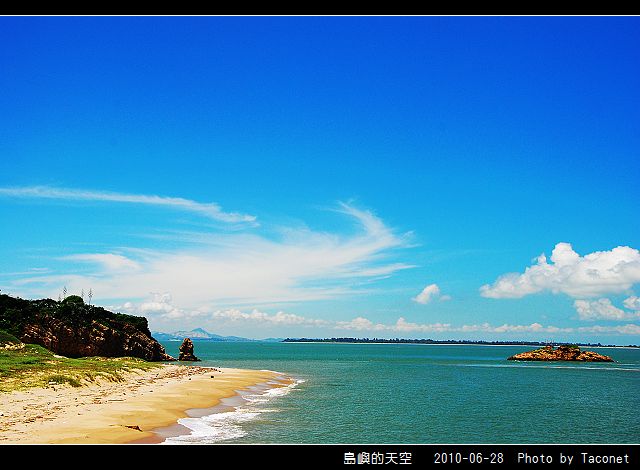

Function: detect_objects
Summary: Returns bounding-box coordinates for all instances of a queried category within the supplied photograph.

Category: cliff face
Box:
[0,293,175,361]
[508,345,613,362]
[21,317,174,361]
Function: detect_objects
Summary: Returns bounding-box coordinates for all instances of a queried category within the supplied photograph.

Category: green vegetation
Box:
[564,344,580,349]
[0,329,21,346]
[0,339,160,393]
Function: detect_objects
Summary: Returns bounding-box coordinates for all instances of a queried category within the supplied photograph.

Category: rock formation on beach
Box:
[20,316,175,361]
[508,345,613,362]
[178,337,200,361]
[0,293,175,361]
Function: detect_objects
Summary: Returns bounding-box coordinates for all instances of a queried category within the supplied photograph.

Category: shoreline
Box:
[133,379,290,444]
[282,342,638,349]
[0,364,290,444]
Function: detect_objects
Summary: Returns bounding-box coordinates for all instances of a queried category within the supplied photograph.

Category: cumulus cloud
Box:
[119,292,196,320]
[332,316,579,334]
[335,317,388,331]
[212,309,328,326]
[413,284,450,304]
[0,186,256,224]
[623,296,640,310]
[573,298,635,321]
[335,317,454,333]
[577,324,640,335]
[394,317,454,333]
[119,294,328,326]
[480,242,640,299]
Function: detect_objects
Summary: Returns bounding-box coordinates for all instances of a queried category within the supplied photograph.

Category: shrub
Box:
[0,329,21,346]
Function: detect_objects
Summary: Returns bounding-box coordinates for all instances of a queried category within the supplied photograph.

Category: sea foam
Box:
[164,379,304,444]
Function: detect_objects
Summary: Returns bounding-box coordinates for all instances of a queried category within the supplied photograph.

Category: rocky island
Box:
[508,345,613,362]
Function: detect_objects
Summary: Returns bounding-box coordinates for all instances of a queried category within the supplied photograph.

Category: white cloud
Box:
[212,309,328,326]
[63,253,140,271]
[119,292,196,320]
[394,317,453,333]
[119,294,328,326]
[481,242,640,299]
[413,284,441,304]
[0,186,256,224]
[332,316,578,334]
[334,317,454,333]
[577,324,640,335]
[14,203,413,307]
[623,296,640,310]
[493,323,543,333]
[573,298,636,321]
[114,294,640,337]
[335,317,388,331]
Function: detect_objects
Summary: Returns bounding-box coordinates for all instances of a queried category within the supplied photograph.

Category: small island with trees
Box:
[507,344,614,362]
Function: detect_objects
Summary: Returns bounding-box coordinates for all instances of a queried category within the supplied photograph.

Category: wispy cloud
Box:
[63,253,141,272]
[10,202,414,307]
[0,186,256,224]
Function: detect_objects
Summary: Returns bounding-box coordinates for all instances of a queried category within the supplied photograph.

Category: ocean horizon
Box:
[159,342,640,444]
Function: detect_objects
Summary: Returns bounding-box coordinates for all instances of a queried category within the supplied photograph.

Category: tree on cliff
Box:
[58,295,87,323]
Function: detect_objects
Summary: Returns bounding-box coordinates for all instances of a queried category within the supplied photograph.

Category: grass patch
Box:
[46,374,83,388]
[0,343,161,393]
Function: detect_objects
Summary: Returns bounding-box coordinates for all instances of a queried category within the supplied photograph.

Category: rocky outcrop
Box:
[1,293,175,361]
[178,337,200,361]
[508,345,613,362]
[21,316,175,361]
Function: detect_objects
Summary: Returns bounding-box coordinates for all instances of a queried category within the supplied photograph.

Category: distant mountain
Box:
[174,327,219,339]
[152,327,256,342]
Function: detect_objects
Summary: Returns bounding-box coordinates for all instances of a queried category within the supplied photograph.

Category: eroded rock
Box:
[178,337,200,361]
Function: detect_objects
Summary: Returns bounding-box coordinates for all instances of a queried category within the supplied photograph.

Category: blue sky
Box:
[1,17,638,343]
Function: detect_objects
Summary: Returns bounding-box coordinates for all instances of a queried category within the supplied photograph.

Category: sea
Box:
[159,342,640,444]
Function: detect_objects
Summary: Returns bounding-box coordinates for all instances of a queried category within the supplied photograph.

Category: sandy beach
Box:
[0,365,287,444]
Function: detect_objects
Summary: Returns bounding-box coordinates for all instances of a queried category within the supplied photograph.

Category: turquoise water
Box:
[161,342,640,444]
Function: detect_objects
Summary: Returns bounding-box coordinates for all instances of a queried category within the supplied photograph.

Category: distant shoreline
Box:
[281,338,639,348]
[283,341,638,349]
